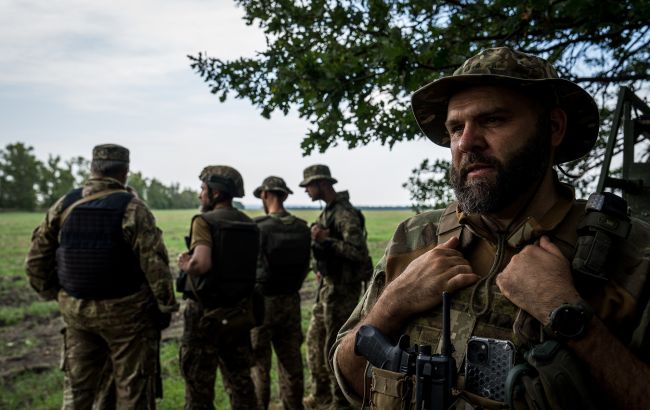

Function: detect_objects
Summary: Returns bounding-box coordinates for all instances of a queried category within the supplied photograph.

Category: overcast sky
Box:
[0,0,448,207]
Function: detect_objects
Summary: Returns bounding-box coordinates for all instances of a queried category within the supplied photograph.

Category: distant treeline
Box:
[0,142,199,211]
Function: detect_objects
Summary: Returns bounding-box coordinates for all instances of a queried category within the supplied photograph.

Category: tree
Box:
[190,0,650,208]
[0,143,42,210]
[38,155,76,208]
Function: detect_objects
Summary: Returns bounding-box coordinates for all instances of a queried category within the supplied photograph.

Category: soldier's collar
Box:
[457,182,575,248]
[83,177,126,196]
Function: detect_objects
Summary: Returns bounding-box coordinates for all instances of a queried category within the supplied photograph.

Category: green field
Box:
[0,209,412,409]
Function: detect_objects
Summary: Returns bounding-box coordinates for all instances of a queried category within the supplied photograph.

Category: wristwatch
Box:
[544,302,593,341]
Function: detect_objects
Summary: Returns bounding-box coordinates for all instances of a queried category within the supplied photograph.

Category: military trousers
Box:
[251,292,305,410]
[179,299,257,410]
[306,279,361,408]
[58,290,159,410]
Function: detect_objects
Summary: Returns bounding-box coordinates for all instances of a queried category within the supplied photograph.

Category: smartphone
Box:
[464,336,516,402]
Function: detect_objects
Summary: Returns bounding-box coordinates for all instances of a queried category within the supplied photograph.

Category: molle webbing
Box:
[256,216,310,295]
[56,191,145,299]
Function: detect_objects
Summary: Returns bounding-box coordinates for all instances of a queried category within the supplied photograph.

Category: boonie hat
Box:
[254,176,293,198]
[199,165,245,198]
[92,144,130,163]
[299,164,338,187]
[411,47,600,164]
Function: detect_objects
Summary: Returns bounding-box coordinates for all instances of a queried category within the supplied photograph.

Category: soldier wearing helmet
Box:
[300,164,371,410]
[250,176,311,410]
[177,165,259,410]
[26,144,178,409]
[332,47,650,409]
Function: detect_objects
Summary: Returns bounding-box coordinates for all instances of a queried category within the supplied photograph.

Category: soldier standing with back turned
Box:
[250,176,311,410]
[177,165,259,410]
[300,164,370,410]
[25,144,178,409]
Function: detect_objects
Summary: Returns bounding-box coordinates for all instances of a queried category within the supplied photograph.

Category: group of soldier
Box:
[26,143,369,409]
[26,46,650,410]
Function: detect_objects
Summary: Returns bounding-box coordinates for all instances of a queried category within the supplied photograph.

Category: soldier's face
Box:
[199,183,215,212]
[305,181,322,201]
[446,86,551,214]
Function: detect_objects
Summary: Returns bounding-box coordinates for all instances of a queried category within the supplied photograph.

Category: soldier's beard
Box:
[450,126,551,214]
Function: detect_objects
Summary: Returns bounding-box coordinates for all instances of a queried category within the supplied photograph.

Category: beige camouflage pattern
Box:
[306,191,368,408]
[251,293,305,410]
[180,299,257,410]
[411,46,600,164]
[92,144,130,163]
[253,175,294,198]
[299,164,338,187]
[199,165,245,197]
[25,177,178,409]
[331,183,650,409]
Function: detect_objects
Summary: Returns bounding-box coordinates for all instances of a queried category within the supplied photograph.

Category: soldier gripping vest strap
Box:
[250,176,311,410]
[25,143,178,410]
[301,164,371,410]
[331,47,650,410]
[177,165,258,410]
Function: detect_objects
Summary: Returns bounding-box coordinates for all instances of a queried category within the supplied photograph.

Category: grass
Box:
[0,208,413,409]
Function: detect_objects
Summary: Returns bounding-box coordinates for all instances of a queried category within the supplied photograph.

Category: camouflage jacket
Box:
[313,191,369,285]
[332,184,650,408]
[25,177,178,315]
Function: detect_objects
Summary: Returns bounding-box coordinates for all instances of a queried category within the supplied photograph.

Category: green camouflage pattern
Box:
[180,300,257,410]
[411,46,600,164]
[251,293,305,410]
[299,164,338,187]
[25,177,178,409]
[253,175,294,198]
[199,165,245,198]
[331,191,650,409]
[306,191,367,408]
[92,143,130,163]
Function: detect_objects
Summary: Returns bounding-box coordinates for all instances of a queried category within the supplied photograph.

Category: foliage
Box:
[190,0,650,209]
[402,158,454,212]
[0,142,199,210]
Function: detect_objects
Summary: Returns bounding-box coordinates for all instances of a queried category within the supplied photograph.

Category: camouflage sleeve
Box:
[24,198,66,300]
[124,199,179,313]
[322,207,368,263]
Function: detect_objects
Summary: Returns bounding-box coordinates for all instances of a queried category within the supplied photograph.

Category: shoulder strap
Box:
[59,189,128,227]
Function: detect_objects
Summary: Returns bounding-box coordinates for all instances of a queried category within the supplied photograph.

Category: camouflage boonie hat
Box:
[253,176,293,198]
[299,164,338,187]
[92,144,129,163]
[199,165,245,198]
[411,47,600,164]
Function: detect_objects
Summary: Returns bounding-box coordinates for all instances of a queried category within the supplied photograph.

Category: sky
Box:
[0,0,448,207]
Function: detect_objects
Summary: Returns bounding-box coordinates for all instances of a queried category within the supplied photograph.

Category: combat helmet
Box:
[199,165,245,198]
[299,164,338,187]
[253,176,293,198]
[411,47,600,164]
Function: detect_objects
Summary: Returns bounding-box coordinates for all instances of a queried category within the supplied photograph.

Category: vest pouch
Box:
[369,367,414,410]
[506,341,601,410]
[199,298,255,339]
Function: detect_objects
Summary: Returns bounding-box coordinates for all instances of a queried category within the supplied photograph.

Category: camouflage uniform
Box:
[301,165,370,409]
[250,177,310,410]
[25,144,178,410]
[179,165,258,410]
[331,48,649,409]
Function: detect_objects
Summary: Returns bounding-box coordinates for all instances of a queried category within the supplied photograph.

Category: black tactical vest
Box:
[56,189,145,299]
[255,213,310,296]
[187,208,259,308]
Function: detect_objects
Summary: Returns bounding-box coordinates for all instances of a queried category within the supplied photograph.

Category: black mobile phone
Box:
[464,336,516,402]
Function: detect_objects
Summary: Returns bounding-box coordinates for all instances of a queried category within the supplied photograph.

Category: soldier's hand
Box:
[378,237,478,320]
[177,252,190,271]
[497,236,581,325]
[315,271,322,281]
[311,225,330,242]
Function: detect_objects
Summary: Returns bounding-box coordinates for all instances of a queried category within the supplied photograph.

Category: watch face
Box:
[553,306,587,339]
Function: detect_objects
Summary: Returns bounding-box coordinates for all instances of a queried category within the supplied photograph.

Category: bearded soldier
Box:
[177,165,259,410]
[25,144,178,409]
[332,47,650,410]
[300,164,371,410]
[250,176,311,410]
